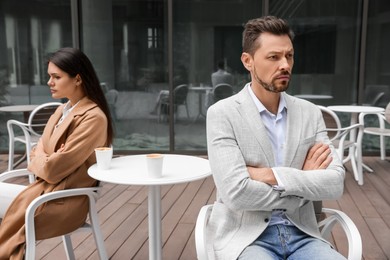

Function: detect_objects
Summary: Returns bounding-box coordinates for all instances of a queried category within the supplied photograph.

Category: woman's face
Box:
[47,62,79,100]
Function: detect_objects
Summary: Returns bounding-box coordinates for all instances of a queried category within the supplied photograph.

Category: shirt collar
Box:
[248,83,287,115]
[62,100,80,118]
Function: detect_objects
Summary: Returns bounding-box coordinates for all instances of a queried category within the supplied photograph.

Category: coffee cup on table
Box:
[95,147,113,170]
[146,153,164,178]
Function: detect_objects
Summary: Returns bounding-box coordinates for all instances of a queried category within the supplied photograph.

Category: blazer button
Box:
[264,218,269,223]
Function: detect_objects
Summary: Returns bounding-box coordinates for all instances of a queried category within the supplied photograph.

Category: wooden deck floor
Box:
[0,155,389,260]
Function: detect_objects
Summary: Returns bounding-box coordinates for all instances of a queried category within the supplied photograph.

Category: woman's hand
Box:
[56,144,65,153]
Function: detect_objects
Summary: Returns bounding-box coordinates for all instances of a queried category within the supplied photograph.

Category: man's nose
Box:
[279,58,291,71]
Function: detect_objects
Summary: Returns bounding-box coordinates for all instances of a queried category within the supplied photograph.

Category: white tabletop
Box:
[0,104,39,112]
[88,154,211,186]
[295,94,333,100]
[328,105,384,114]
[189,86,213,92]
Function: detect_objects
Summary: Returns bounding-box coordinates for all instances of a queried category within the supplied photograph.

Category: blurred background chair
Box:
[359,102,390,160]
[363,85,390,107]
[0,169,108,260]
[318,106,364,185]
[158,84,189,123]
[213,83,233,103]
[7,102,62,179]
[195,204,362,260]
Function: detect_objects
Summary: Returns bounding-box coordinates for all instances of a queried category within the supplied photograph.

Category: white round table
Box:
[295,94,333,100]
[0,104,39,113]
[328,105,384,115]
[88,154,211,260]
[0,104,39,121]
[188,86,213,122]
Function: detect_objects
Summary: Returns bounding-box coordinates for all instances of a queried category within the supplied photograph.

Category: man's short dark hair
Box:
[242,16,294,56]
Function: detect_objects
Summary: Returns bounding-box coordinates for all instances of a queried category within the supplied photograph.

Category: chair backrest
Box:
[173,84,188,105]
[213,83,233,103]
[364,84,390,107]
[195,203,362,260]
[28,102,62,136]
[317,105,342,141]
[385,102,390,123]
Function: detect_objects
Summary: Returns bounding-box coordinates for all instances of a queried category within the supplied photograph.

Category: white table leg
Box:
[148,185,162,260]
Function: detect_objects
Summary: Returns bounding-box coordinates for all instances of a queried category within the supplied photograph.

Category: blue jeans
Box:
[238,225,346,260]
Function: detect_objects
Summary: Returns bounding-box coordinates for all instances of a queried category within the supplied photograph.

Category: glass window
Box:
[80,0,169,152]
[270,0,362,107]
[172,0,262,151]
[365,0,390,108]
[363,0,390,153]
[0,0,72,151]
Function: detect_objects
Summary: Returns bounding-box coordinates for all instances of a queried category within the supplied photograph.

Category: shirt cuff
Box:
[271,168,285,191]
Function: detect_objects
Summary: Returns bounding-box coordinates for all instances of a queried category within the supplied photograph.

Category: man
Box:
[206,16,346,260]
[211,60,233,87]
[205,60,234,108]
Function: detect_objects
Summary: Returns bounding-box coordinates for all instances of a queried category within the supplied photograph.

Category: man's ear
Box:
[241,52,252,71]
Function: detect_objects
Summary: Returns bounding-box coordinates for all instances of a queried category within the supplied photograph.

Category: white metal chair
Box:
[7,102,62,177]
[359,102,390,160]
[195,204,362,260]
[318,106,364,185]
[0,169,108,260]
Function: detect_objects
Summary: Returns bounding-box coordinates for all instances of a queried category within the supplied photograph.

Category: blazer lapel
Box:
[283,93,302,167]
[49,98,97,151]
[235,86,275,166]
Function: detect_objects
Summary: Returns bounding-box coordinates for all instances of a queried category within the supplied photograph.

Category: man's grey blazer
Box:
[206,85,345,260]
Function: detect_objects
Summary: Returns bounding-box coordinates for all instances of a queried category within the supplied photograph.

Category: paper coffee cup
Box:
[146,153,164,178]
[95,147,113,170]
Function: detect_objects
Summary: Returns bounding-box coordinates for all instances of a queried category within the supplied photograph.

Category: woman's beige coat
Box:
[0,97,108,259]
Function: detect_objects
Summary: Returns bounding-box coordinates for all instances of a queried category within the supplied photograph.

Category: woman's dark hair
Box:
[242,16,295,56]
[48,47,113,145]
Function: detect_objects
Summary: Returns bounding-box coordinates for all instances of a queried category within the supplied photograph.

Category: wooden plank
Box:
[365,217,390,259]
[163,223,194,260]
[337,178,387,259]
[1,154,390,259]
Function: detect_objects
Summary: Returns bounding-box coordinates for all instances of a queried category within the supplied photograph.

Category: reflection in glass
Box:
[0,0,72,150]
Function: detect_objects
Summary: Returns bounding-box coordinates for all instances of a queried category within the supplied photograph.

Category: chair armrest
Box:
[319,208,362,260]
[0,168,34,182]
[24,186,101,258]
[195,204,213,260]
[359,111,386,128]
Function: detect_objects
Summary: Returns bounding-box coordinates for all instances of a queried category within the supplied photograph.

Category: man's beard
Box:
[253,67,290,93]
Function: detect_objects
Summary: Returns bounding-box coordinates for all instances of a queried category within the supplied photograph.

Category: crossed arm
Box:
[247,143,332,185]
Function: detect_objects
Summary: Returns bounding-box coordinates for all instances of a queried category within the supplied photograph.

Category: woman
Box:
[0,47,113,259]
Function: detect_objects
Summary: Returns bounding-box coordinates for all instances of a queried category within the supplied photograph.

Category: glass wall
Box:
[0,0,72,150]
[362,0,390,152]
[270,0,362,107]
[0,0,389,155]
[171,0,261,151]
[80,0,170,152]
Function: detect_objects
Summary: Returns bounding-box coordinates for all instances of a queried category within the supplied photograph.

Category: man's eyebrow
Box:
[267,49,294,55]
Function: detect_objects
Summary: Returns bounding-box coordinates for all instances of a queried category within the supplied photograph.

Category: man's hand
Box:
[302,143,332,170]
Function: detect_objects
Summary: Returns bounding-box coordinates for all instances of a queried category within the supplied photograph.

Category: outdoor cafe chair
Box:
[7,102,62,181]
[195,203,362,260]
[359,102,390,160]
[0,168,108,260]
[318,105,364,185]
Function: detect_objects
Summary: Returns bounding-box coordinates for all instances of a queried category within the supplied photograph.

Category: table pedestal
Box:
[148,186,162,260]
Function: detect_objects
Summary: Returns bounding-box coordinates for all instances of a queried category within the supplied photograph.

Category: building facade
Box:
[0,0,389,155]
